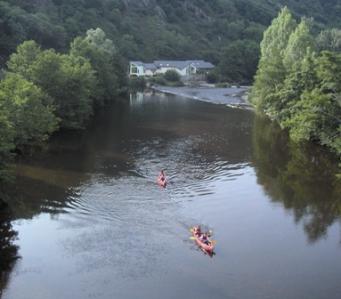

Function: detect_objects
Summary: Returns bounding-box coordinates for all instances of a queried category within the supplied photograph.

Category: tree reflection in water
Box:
[0,201,19,296]
[253,115,341,243]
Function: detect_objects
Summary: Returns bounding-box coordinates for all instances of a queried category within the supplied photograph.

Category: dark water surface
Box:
[1,92,341,299]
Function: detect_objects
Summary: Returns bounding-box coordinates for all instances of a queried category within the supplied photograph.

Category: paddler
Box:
[193,225,202,237]
[158,170,166,182]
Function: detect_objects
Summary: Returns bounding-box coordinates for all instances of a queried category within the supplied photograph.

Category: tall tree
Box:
[7,42,96,129]
[317,28,341,52]
[0,73,58,148]
[252,7,297,111]
[70,28,125,105]
[283,19,315,72]
[7,40,41,78]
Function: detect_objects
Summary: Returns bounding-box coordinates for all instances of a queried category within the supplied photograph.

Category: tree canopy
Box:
[0,0,340,82]
[0,28,126,182]
[252,7,341,156]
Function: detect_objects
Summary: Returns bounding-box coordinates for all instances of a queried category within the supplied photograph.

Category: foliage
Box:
[150,75,167,86]
[129,77,146,91]
[8,41,96,129]
[6,40,42,78]
[251,7,297,111]
[0,108,14,179]
[164,70,181,82]
[149,73,184,87]
[70,28,127,105]
[317,28,341,52]
[252,8,341,156]
[206,71,219,84]
[0,0,340,82]
[218,39,259,84]
[0,73,58,147]
[0,71,58,181]
[283,19,315,72]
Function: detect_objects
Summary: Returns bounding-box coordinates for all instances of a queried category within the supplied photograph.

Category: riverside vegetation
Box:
[0,28,127,187]
[251,7,341,158]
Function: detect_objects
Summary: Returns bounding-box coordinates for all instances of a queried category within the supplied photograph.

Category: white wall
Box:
[144,69,154,76]
[155,67,188,76]
[130,64,144,77]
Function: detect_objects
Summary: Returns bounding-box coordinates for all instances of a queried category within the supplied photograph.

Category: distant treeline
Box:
[0,0,340,83]
[0,28,127,183]
[251,8,341,157]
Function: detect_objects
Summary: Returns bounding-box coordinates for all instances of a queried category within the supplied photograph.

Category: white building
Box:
[129,60,214,77]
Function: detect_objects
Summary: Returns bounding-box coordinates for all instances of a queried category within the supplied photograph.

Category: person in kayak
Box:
[199,233,211,245]
[158,170,166,182]
[193,226,202,237]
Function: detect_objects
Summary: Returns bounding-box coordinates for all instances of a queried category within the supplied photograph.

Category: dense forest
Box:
[1,0,341,82]
[251,7,341,157]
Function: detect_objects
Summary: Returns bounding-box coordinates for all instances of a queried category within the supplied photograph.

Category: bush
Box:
[164,70,181,82]
[129,77,146,90]
[215,82,231,88]
[150,75,167,86]
[206,71,219,83]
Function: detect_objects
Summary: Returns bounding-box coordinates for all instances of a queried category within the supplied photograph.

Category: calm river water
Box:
[1,91,341,299]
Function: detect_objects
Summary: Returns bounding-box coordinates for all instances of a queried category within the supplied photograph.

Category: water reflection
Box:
[8,92,254,218]
[0,203,19,297]
[252,115,341,243]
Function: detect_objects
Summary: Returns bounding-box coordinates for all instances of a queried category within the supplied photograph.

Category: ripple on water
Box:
[63,176,175,226]
[56,176,187,280]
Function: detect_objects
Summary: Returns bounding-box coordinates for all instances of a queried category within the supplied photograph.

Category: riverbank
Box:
[151,85,251,108]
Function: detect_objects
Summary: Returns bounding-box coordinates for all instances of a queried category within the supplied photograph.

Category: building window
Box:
[131,65,138,74]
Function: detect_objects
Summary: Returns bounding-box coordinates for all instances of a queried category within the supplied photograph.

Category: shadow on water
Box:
[252,115,341,243]
[0,203,19,298]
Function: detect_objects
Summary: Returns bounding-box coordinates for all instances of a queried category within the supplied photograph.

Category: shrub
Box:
[164,69,181,82]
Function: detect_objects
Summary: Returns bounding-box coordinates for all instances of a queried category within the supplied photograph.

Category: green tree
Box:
[164,69,181,82]
[31,51,96,129]
[218,39,259,83]
[277,50,318,122]
[252,8,341,157]
[283,19,315,72]
[70,28,125,105]
[0,73,58,148]
[0,112,14,179]
[252,7,297,111]
[313,51,341,152]
[317,28,341,52]
[7,42,96,129]
[7,40,41,78]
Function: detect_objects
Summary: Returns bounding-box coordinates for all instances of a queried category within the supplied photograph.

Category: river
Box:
[1,90,341,299]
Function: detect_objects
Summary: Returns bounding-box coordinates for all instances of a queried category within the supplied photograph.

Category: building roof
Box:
[130,60,215,70]
[143,63,157,70]
[154,60,190,69]
[187,60,215,69]
[130,61,144,66]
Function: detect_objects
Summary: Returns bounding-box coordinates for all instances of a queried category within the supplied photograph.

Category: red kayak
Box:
[191,228,215,253]
[157,177,167,187]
